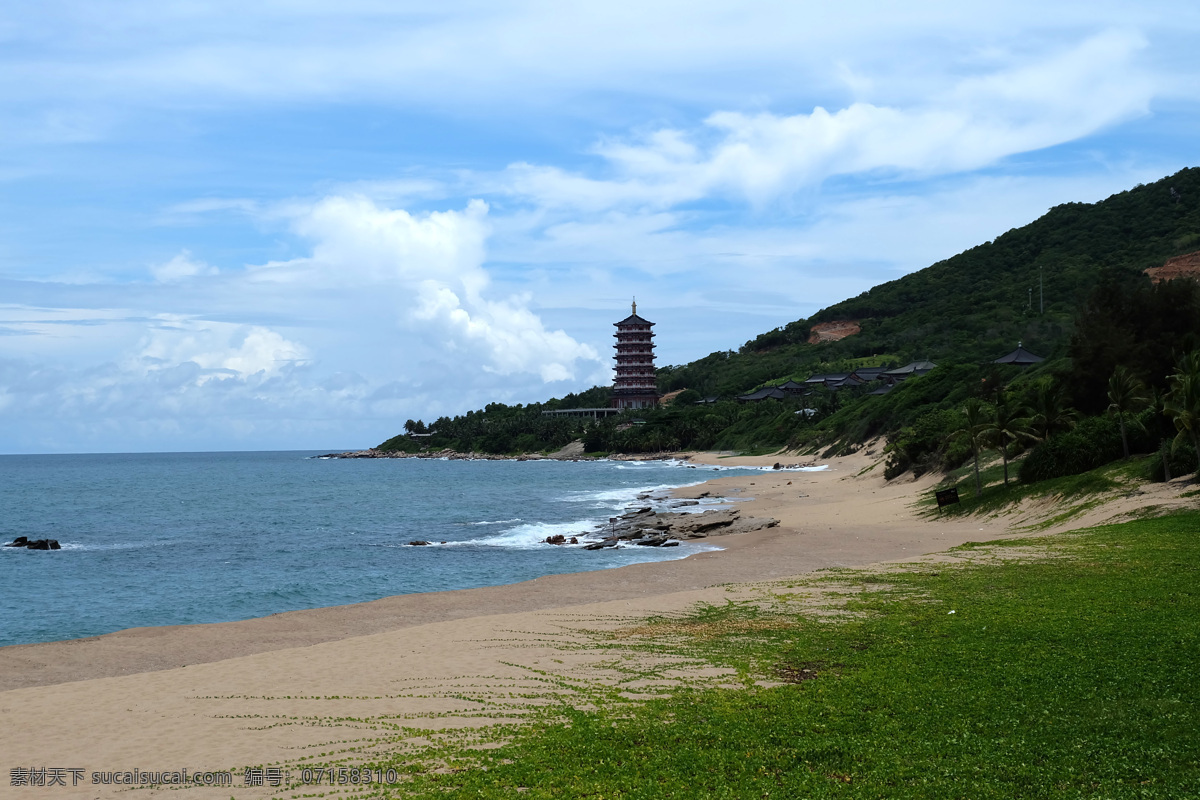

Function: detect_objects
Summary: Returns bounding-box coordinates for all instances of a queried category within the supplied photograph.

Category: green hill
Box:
[662,166,1200,396]
[381,167,1200,459]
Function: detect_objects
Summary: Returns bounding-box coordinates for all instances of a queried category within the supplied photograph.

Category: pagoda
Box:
[611,300,660,409]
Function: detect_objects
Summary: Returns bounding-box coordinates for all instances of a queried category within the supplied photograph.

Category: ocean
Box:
[0,451,802,648]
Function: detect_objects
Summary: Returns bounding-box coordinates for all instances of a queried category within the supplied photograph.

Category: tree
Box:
[1106,366,1150,459]
[949,398,995,497]
[1027,378,1077,441]
[986,394,1034,486]
[1163,351,1200,460]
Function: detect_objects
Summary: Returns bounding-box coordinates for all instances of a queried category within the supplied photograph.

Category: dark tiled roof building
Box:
[993,344,1045,366]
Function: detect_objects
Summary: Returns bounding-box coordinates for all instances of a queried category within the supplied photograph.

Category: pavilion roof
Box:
[993,345,1045,365]
[737,387,790,401]
[882,360,937,377]
[804,372,851,384]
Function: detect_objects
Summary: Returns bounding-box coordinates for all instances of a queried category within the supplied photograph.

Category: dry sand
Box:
[1,448,1190,798]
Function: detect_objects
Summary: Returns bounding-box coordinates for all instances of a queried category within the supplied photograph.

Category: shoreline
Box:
[8,448,1184,798]
[0,451,815,658]
[0,449,992,692]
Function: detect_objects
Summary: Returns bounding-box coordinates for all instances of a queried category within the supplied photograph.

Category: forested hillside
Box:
[661,166,1200,395]
[380,167,1200,468]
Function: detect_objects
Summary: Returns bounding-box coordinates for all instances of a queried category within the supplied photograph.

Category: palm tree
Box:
[1150,388,1172,481]
[986,394,1034,486]
[1028,378,1077,441]
[1164,351,1200,460]
[949,398,995,497]
[1106,366,1150,459]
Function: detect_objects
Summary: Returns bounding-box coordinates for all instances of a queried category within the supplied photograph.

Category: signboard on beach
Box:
[935,487,960,509]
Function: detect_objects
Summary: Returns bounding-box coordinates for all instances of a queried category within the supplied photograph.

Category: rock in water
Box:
[13,538,60,550]
[583,538,619,551]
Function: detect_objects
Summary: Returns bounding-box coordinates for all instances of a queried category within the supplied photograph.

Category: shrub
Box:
[1019,415,1124,483]
[1147,440,1198,482]
[883,408,966,480]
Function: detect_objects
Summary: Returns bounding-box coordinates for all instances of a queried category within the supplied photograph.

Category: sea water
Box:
[0,451,811,647]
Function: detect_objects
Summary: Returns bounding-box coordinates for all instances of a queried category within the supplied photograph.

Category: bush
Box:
[1147,440,1198,482]
[1019,415,1124,483]
[883,408,966,480]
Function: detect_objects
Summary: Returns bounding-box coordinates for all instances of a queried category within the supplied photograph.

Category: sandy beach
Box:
[1,448,1187,799]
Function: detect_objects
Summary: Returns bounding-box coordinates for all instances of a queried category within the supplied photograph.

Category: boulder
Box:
[655,509,780,539]
[583,538,619,551]
[5,537,29,547]
[17,539,60,550]
[582,501,780,553]
[408,540,431,546]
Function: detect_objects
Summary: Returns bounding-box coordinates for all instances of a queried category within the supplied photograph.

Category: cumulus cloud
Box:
[134,316,310,380]
[0,192,607,451]
[279,195,600,382]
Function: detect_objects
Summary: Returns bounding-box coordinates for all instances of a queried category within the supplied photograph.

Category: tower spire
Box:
[632,297,637,315]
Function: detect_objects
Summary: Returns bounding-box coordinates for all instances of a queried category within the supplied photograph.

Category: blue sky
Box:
[2,1,1198,453]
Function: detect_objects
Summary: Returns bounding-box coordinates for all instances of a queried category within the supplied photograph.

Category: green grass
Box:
[369,512,1200,798]
[924,455,1151,521]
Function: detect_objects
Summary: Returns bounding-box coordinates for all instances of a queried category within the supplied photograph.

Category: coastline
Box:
[0,449,917,691]
[5,448,1180,798]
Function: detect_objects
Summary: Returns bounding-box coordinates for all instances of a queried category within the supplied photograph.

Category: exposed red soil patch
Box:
[658,389,686,405]
[1145,250,1200,284]
[808,320,861,344]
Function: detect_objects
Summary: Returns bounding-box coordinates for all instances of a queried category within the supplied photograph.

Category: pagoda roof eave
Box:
[614,314,655,326]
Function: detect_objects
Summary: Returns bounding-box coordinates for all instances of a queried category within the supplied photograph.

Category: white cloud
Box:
[293,195,491,287]
[277,194,601,382]
[134,317,310,379]
[150,250,219,282]
[501,31,1154,210]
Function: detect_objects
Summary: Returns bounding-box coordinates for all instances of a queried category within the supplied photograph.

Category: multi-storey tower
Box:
[611,300,659,409]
